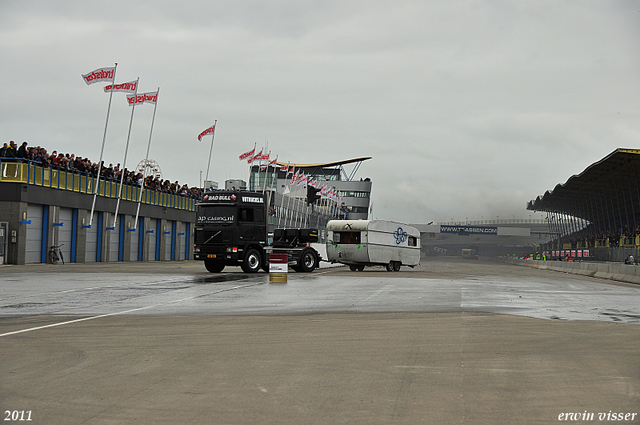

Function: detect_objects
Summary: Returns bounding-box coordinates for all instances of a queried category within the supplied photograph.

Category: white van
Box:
[326,220,421,271]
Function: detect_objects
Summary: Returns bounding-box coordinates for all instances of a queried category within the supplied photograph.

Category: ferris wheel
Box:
[136,159,162,180]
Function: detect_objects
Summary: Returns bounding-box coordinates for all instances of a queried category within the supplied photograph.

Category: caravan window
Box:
[334,231,361,244]
[408,236,417,247]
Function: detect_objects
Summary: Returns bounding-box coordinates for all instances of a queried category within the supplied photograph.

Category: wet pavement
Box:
[1,258,639,425]
[1,259,639,325]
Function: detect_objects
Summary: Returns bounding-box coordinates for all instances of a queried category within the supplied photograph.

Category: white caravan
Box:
[326,220,421,271]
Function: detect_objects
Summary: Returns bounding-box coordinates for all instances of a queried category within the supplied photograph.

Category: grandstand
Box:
[0,159,195,265]
[527,149,640,262]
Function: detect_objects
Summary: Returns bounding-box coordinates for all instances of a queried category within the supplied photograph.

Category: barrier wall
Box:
[514,259,640,285]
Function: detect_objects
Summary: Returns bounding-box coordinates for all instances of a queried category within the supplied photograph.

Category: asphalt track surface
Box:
[1,258,639,425]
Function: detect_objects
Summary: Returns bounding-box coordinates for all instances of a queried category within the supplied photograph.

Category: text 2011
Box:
[4,411,32,421]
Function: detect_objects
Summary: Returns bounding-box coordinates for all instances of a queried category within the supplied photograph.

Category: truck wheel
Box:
[299,248,318,272]
[349,265,358,272]
[386,262,394,272]
[205,259,225,273]
[393,261,401,272]
[357,265,365,271]
[242,249,262,273]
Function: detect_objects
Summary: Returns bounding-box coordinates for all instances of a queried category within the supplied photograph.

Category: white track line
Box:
[0,283,259,337]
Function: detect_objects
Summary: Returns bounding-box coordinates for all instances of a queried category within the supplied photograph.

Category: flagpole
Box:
[204,120,217,185]
[297,173,304,227]
[271,156,278,192]
[307,178,313,227]
[259,149,266,193]
[112,77,140,228]
[296,174,304,227]
[247,143,259,191]
[263,141,268,193]
[283,164,290,228]
[246,142,256,190]
[270,156,278,225]
[262,150,271,194]
[292,173,299,227]
[89,62,117,226]
[134,86,160,230]
[287,172,293,227]
[259,140,267,194]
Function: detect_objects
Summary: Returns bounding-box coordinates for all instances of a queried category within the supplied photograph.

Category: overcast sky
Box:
[1,1,639,224]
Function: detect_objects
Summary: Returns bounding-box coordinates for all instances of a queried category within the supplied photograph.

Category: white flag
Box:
[104,80,138,93]
[127,91,159,106]
[82,67,115,85]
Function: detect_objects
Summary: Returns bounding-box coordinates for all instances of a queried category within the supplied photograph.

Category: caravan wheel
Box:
[386,261,400,272]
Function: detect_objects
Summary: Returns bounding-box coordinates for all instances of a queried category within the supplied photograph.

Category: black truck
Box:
[193,190,321,273]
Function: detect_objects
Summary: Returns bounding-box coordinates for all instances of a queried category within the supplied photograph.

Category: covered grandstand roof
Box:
[271,156,372,182]
[527,148,640,222]
[275,157,372,168]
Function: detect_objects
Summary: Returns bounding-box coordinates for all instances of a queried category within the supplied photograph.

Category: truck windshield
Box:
[197,206,236,224]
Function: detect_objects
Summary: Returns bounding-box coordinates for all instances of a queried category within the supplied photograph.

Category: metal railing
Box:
[0,160,196,212]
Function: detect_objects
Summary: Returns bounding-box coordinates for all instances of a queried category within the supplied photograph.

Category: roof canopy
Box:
[273,156,372,182]
[276,157,372,168]
[528,149,640,228]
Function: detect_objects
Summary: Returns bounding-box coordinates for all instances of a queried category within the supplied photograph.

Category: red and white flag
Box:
[297,174,308,186]
[239,147,255,161]
[288,166,295,176]
[104,80,138,93]
[197,125,215,141]
[259,151,271,170]
[290,170,298,184]
[268,157,277,167]
[280,163,289,173]
[82,66,115,85]
[127,91,158,106]
[248,149,262,164]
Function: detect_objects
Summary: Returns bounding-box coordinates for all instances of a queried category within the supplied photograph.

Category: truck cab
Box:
[194,190,267,273]
[194,190,321,273]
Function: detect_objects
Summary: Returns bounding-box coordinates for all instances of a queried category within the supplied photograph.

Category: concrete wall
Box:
[514,259,640,285]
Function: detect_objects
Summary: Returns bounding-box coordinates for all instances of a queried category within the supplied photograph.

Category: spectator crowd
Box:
[1,140,202,199]
[552,223,640,249]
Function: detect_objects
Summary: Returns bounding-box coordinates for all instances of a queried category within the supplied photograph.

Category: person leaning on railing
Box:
[0,141,17,160]
[17,141,28,159]
[3,140,204,200]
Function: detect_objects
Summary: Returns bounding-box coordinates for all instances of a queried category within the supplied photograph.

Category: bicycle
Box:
[49,244,64,265]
